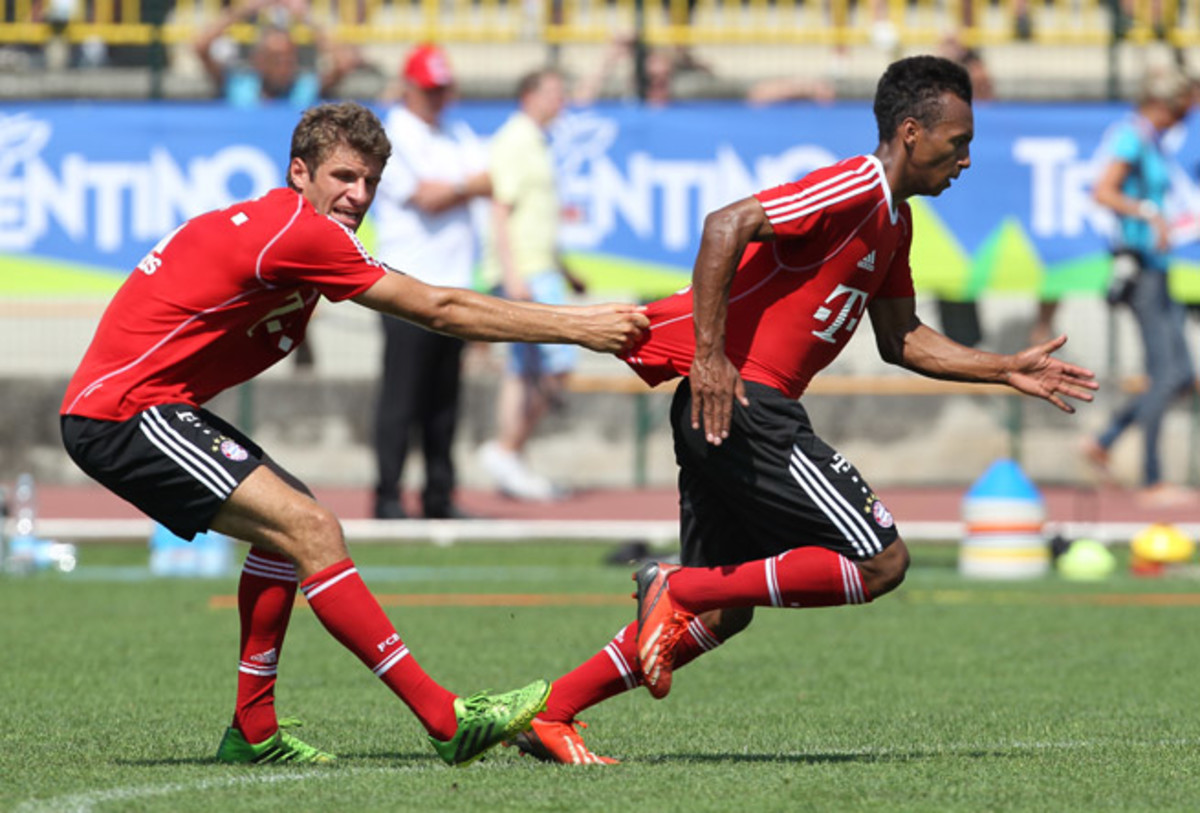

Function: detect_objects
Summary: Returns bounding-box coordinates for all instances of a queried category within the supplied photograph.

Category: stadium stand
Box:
[1,0,1199,99]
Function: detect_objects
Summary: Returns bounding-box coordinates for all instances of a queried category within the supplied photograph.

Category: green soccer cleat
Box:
[215,719,336,765]
[429,680,552,766]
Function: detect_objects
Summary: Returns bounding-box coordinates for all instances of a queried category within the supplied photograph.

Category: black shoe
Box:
[374,498,407,520]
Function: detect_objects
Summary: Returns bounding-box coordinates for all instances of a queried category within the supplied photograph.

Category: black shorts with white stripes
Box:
[671,378,900,566]
[61,405,264,540]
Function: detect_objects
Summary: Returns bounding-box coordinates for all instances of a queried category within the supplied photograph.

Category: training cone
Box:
[959,458,1048,579]
[1129,523,1195,577]
[1057,538,1116,581]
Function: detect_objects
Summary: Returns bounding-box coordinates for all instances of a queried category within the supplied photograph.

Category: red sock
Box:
[542,622,640,722]
[300,559,457,740]
[542,616,725,722]
[233,549,297,744]
[669,547,871,611]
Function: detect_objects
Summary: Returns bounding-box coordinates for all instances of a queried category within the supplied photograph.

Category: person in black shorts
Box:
[59,101,648,768]
[504,56,1098,765]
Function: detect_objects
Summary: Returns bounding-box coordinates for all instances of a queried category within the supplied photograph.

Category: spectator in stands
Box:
[370,44,491,520]
[478,69,586,502]
[573,33,718,108]
[1082,64,1196,506]
[745,74,837,107]
[938,33,994,102]
[194,0,361,109]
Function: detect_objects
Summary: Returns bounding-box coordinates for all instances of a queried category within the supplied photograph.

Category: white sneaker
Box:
[479,442,563,502]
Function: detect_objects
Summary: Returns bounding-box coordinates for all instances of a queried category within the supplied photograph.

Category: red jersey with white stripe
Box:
[621,155,914,398]
[62,188,388,421]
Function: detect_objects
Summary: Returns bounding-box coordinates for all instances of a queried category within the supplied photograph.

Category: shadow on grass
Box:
[646,748,1021,765]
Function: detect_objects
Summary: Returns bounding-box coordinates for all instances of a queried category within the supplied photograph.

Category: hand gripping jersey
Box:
[62,188,388,421]
[621,155,915,399]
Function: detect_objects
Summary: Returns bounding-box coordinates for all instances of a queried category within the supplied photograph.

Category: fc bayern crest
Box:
[220,438,249,462]
[872,499,894,529]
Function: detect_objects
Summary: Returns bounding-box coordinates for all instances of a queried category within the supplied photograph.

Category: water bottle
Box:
[6,474,37,574]
[3,474,76,575]
[13,473,35,538]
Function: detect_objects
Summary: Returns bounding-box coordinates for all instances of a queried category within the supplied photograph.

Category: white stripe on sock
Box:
[372,645,409,677]
[301,566,358,600]
[604,641,638,690]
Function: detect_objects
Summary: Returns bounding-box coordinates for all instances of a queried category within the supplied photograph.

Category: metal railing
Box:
[3,0,1198,48]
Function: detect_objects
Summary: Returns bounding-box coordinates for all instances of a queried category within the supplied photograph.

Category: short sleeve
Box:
[489,120,526,206]
[1106,125,1142,165]
[264,212,387,301]
[755,158,884,242]
[875,204,915,299]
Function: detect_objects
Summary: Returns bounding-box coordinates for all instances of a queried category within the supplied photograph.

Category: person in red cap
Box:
[370,44,493,520]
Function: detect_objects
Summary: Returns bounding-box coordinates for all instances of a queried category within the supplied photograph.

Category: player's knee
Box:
[284,504,347,569]
[703,606,754,640]
[858,538,910,599]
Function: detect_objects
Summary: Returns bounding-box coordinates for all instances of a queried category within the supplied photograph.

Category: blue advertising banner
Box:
[3,100,1199,299]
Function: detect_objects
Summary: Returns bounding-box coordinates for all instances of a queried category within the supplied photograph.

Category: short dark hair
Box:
[288,102,391,188]
[873,56,973,144]
[516,68,564,101]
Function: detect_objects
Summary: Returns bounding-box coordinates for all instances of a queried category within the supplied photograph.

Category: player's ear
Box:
[287,156,311,191]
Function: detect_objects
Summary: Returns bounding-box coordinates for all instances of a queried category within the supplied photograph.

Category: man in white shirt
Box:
[371,44,491,519]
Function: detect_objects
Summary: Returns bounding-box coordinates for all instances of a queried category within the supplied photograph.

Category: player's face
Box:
[909,92,973,197]
[290,142,383,232]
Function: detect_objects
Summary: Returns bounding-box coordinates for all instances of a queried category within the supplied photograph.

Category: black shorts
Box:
[672,378,900,567]
[61,405,264,540]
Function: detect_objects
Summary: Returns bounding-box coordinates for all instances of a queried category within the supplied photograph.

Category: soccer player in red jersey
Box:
[59,102,648,767]
[507,56,1098,764]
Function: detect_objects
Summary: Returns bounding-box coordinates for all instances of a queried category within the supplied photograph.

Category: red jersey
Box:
[62,188,388,420]
[621,155,915,398]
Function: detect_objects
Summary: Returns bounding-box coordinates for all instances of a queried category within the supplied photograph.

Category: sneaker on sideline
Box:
[479,441,563,502]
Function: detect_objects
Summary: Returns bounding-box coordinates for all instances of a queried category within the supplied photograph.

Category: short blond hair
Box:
[1140,65,1190,105]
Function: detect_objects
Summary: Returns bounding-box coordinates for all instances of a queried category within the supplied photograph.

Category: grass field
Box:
[3,539,1200,813]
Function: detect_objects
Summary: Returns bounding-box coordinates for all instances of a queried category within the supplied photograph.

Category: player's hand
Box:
[1003,334,1098,414]
[576,304,649,354]
[1151,214,1171,252]
[690,350,749,445]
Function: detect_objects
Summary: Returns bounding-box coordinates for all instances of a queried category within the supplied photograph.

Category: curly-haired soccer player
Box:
[508,56,1097,765]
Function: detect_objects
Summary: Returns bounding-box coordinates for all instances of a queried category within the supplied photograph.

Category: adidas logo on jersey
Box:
[857,250,876,272]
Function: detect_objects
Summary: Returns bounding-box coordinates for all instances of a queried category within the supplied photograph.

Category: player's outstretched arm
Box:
[868,297,1097,414]
[353,270,648,353]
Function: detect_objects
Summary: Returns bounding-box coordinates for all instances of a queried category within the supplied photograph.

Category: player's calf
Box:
[856,538,910,598]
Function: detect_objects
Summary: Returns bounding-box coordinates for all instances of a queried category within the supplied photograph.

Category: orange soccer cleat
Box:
[508,718,619,765]
[633,561,692,699]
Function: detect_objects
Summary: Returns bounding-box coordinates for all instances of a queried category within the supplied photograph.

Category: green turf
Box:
[2,540,1199,812]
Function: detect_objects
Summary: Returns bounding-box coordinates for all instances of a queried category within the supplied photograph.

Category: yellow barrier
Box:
[3,0,1197,48]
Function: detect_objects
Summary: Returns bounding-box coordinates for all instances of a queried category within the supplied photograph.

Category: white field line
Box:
[16,738,1200,812]
[14,766,412,813]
